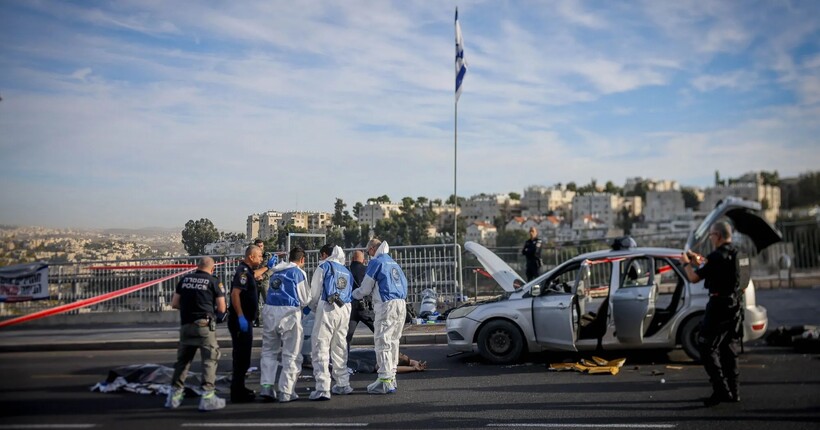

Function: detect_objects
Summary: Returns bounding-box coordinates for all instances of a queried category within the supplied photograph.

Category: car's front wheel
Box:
[680,315,703,362]
[477,320,524,364]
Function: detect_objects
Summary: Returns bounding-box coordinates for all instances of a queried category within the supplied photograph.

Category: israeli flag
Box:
[455,8,467,102]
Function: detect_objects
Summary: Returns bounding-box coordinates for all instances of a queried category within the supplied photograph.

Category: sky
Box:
[1,0,819,232]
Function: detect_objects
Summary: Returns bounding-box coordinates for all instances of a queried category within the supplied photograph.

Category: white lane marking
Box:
[182,424,368,428]
[487,425,675,429]
[0,426,96,429]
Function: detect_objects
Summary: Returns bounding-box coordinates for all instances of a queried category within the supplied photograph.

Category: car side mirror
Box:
[531,283,541,297]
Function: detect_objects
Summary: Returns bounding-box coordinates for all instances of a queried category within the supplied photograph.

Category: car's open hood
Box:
[464,241,525,293]
[686,197,783,252]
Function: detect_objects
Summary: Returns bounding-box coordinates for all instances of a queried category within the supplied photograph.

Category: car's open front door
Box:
[532,262,591,351]
[611,256,656,344]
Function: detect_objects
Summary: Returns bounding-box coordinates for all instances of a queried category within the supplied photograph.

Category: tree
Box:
[181,218,220,256]
[760,170,780,186]
[333,198,347,226]
[681,187,700,209]
[509,192,521,201]
[369,195,391,203]
[566,182,577,192]
[604,181,622,195]
[353,202,364,219]
[220,231,246,242]
[496,229,528,247]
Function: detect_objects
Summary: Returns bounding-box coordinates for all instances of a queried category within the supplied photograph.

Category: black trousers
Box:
[526,260,540,281]
[346,303,375,348]
[698,298,740,396]
[227,319,254,392]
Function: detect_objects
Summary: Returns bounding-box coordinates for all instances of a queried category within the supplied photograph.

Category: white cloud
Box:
[0,0,818,230]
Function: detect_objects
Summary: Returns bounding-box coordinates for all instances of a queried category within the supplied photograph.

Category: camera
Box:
[328,293,345,308]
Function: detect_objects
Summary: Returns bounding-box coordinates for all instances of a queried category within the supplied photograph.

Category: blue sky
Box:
[1,1,818,232]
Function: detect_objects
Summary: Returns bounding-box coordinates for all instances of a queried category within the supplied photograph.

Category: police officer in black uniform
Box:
[166,257,227,411]
[345,249,375,349]
[252,239,276,328]
[228,245,263,403]
[681,221,744,406]
[521,227,543,281]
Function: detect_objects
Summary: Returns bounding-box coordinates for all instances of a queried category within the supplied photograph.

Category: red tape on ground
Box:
[0,266,195,329]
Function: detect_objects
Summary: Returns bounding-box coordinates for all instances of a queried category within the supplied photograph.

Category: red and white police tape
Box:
[0,266,196,328]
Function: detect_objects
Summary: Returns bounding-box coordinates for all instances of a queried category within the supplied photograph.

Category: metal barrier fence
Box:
[0,244,462,319]
[461,219,820,297]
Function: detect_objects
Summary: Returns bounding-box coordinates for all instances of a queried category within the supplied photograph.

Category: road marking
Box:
[0,426,96,429]
[182,424,368,428]
[487,425,675,428]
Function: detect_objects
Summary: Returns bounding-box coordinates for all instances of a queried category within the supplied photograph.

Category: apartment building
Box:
[358,202,401,226]
[462,194,520,224]
[521,185,575,218]
[644,191,685,222]
[701,172,781,223]
[571,193,622,228]
[465,221,497,247]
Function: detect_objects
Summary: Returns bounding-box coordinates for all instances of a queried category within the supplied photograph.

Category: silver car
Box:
[446,198,781,363]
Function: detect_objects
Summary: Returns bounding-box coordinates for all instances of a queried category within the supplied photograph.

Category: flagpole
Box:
[453,7,465,302]
[454,88,458,262]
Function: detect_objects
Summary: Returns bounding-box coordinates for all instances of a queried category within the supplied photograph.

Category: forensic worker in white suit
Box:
[307,244,354,400]
[352,239,408,394]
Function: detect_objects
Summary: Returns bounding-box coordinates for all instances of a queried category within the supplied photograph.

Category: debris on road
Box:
[549,356,626,375]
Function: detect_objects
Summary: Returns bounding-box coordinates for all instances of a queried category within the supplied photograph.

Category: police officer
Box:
[228,245,262,403]
[252,239,277,327]
[521,227,542,281]
[681,221,743,406]
[346,250,375,349]
[165,257,227,411]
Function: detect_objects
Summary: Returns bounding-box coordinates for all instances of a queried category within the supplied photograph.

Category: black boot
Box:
[727,381,740,403]
[703,387,733,407]
[231,385,255,403]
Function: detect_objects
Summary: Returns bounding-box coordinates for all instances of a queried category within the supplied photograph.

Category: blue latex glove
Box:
[267,255,278,269]
[302,307,311,316]
[238,315,249,332]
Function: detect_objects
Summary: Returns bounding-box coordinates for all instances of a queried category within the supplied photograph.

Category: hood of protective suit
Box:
[374,241,389,257]
[329,245,346,265]
[272,261,299,272]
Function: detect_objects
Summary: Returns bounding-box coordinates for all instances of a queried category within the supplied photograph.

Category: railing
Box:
[1,219,817,320]
[0,244,463,319]
[461,220,820,297]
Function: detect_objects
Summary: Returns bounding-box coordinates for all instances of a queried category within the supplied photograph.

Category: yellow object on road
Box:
[549,356,626,375]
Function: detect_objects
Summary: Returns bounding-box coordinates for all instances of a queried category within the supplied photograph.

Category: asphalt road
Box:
[0,342,818,430]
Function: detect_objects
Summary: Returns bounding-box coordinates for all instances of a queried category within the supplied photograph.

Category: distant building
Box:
[462,193,520,224]
[465,221,497,247]
[521,185,575,218]
[246,214,260,241]
[644,191,685,222]
[358,202,401,226]
[571,193,621,228]
[701,172,780,223]
[624,177,680,194]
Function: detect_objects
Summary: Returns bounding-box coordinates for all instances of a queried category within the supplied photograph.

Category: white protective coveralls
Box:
[352,241,408,394]
[259,260,310,402]
[307,245,354,400]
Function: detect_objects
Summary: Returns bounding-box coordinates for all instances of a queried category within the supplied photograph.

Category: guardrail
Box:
[0,244,463,320]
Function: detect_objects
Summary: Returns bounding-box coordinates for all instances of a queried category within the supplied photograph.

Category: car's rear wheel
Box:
[477,320,524,364]
[680,315,703,362]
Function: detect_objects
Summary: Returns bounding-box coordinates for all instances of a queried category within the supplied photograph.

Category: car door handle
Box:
[557,303,568,309]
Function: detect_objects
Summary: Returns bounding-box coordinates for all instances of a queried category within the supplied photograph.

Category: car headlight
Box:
[447,305,477,319]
